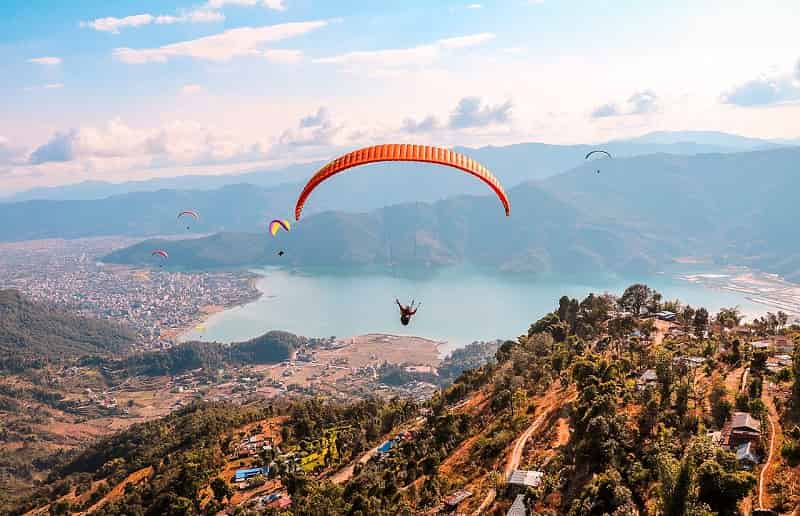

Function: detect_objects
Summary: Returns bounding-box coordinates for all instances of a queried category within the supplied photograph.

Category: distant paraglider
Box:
[294,144,510,220]
[151,249,168,267]
[585,150,612,174]
[277,250,285,257]
[178,210,199,230]
[269,219,291,236]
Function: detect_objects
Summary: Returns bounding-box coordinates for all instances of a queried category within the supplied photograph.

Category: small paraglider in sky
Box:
[277,250,285,257]
[151,249,168,268]
[585,150,612,174]
[269,219,291,236]
[178,210,199,231]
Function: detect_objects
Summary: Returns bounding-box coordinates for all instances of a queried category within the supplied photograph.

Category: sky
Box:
[2,0,800,194]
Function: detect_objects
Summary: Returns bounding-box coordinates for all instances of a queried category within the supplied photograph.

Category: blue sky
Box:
[2,0,800,193]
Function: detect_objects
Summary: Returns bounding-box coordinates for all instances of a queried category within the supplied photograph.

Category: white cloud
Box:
[205,0,286,10]
[466,4,482,9]
[81,14,156,33]
[721,75,800,107]
[27,56,61,65]
[437,33,494,50]
[181,84,203,94]
[627,90,659,114]
[114,21,326,63]
[449,97,512,128]
[591,90,660,118]
[276,107,341,150]
[81,9,223,34]
[155,10,225,25]
[299,107,328,128]
[401,115,440,133]
[260,49,303,64]
[25,83,64,91]
[315,32,494,67]
[590,103,620,118]
[27,118,271,167]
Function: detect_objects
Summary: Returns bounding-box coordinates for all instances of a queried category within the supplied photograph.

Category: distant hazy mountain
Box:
[611,130,783,150]
[3,137,777,203]
[105,182,677,279]
[2,162,315,203]
[542,147,800,280]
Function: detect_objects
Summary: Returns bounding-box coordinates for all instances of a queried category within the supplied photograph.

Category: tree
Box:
[655,349,675,407]
[210,477,232,503]
[608,316,635,356]
[619,284,654,316]
[709,378,732,428]
[693,308,709,339]
[696,460,756,515]
[715,307,742,329]
[777,311,789,331]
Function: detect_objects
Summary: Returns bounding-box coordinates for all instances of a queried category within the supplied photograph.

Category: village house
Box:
[773,335,794,354]
[442,490,473,511]
[721,412,761,449]
[751,340,772,352]
[507,494,527,516]
[508,469,543,489]
[637,369,658,390]
[735,441,760,470]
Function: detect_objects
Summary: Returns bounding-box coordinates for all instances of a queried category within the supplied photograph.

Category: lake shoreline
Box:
[178,264,797,351]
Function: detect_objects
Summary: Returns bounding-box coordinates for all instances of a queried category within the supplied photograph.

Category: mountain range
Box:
[3,131,789,204]
[3,132,800,281]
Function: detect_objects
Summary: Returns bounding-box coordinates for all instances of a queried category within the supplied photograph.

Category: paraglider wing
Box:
[269,219,291,236]
[151,249,169,259]
[584,150,612,160]
[294,144,510,220]
[177,210,200,220]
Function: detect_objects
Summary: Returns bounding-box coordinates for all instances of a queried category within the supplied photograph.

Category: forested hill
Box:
[542,146,800,280]
[104,182,676,278]
[0,289,137,371]
[12,284,800,514]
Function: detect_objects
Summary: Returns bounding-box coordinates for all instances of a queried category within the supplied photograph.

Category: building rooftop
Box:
[508,469,543,487]
[443,490,473,506]
[731,412,761,433]
[507,494,527,516]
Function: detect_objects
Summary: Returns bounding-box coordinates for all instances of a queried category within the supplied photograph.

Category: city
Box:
[0,237,260,349]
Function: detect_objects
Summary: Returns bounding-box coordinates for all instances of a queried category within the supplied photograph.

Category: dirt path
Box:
[472,389,575,515]
[81,466,154,514]
[759,385,781,510]
[329,416,425,485]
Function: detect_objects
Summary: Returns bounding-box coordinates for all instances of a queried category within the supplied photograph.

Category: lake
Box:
[181,265,771,355]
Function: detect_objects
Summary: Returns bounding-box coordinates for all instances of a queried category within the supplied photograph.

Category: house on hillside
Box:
[656,311,677,321]
[507,494,527,516]
[442,490,472,511]
[721,412,761,448]
[637,369,658,390]
[773,336,794,354]
[735,441,760,470]
[508,469,543,488]
[234,467,269,483]
[751,340,772,352]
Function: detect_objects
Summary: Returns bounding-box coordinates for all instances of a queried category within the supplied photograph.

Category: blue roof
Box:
[235,467,268,481]
[377,440,396,453]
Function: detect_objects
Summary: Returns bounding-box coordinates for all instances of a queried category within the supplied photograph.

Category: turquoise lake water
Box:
[182,266,768,354]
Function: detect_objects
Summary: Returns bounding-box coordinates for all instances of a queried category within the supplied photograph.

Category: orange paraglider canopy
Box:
[294,143,510,220]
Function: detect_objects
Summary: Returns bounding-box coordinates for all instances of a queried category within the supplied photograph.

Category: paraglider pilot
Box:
[396,299,420,326]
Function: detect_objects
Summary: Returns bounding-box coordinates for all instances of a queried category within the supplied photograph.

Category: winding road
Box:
[758,385,780,511]
[473,390,575,515]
